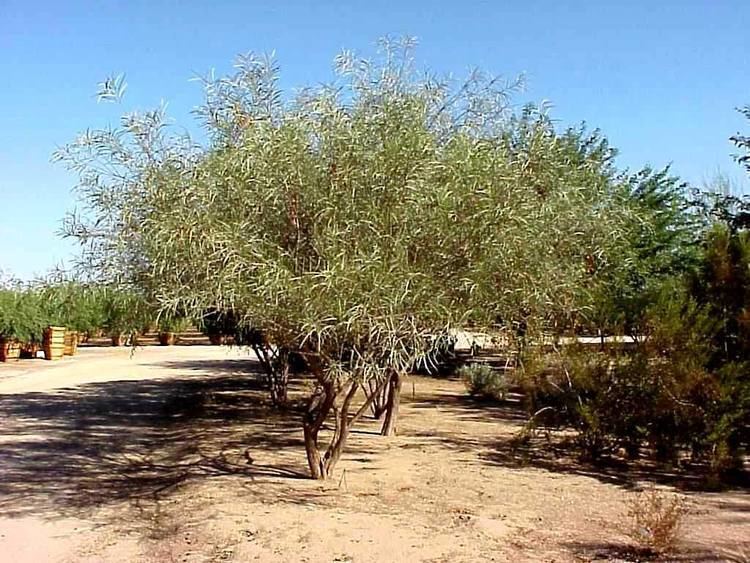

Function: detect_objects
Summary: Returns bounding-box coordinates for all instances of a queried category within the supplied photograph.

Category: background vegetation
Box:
[9,38,741,482]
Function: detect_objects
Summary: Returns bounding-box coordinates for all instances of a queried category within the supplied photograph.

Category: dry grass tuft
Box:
[625,488,689,555]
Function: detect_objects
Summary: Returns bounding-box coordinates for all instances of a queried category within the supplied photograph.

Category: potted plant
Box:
[200,309,237,345]
[102,288,152,346]
[63,329,79,356]
[20,341,40,359]
[43,326,66,360]
[42,282,110,354]
[0,289,46,362]
[0,338,21,362]
[158,315,191,346]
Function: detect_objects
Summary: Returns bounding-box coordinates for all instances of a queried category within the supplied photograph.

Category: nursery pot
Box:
[159,332,176,346]
[0,338,21,362]
[43,326,66,361]
[63,330,79,356]
[208,334,226,346]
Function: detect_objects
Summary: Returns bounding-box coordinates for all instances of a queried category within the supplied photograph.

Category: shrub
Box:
[518,282,750,472]
[0,289,46,343]
[517,343,646,459]
[157,315,192,333]
[460,363,509,401]
[625,489,688,555]
[198,309,238,340]
[100,289,153,336]
[39,282,110,334]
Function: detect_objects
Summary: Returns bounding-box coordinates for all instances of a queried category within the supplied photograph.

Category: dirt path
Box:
[0,347,747,562]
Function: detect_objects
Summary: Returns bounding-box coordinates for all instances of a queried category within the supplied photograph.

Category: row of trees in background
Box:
[54,38,749,481]
[0,280,193,350]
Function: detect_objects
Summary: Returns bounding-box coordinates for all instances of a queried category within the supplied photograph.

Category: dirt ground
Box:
[0,346,747,562]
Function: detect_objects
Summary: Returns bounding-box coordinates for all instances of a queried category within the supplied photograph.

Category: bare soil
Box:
[0,346,747,562]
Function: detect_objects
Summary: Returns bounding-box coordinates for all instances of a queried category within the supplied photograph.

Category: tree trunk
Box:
[368,377,390,419]
[303,421,327,479]
[322,382,358,474]
[302,381,336,480]
[381,371,403,436]
[252,342,290,407]
[270,348,290,406]
[302,375,390,479]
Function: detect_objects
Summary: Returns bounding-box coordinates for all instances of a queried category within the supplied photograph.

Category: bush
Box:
[100,289,153,336]
[460,363,509,401]
[519,344,653,459]
[157,315,192,333]
[0,289,46,343]
[39,282,109,334]
[518,280,750,473]
[625,489,688,555]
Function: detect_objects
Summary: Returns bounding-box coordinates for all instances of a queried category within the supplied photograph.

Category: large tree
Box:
[57,39,634,479]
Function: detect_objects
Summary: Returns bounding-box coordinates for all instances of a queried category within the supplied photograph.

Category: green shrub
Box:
[100,288,153,336]
[519,343,654,459]
[460,363,509,401]
[157,315,192,333]
[520,288,750,472]
[36,281,112,334]
[0,289,46,343]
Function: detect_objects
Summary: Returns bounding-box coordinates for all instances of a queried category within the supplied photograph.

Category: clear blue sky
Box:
[1,0,749,280]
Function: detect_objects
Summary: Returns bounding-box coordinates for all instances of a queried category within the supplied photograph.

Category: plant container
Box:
[159,332,176,346]
[43,326,66,361]
[63,330,80,356]
[0,338,21,362]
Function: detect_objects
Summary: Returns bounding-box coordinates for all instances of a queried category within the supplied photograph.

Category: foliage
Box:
[157,314,192,333]
[513,112,750,475]
[38,281,109,333]
[625,489,688,555]
[459,363,509,400]
[57,39,641,478]
[0,288,46,342]
[731,104,750,176]
[100,288,153,335]
[520,214,750,475]
[584,167,697,336]
[690,223,750,364]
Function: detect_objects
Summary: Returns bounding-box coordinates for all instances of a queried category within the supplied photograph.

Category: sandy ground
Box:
[0,346,748,562]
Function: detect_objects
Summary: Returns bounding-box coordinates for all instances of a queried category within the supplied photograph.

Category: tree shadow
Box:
[481,428,750,493]
[406,381,749,493]
[0,363,318,520]
[562,540,746,563]
[409,389,530,424]
[153,358,267,377]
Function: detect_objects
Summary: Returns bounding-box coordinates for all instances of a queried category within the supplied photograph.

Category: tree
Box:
[585,166,697,338]
[516,108,750,476]
[57,38,635,479]
[731,104,750,176]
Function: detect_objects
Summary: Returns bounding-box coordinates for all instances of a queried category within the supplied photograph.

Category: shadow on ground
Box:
[405,378,749,494]
[0,358,319,519]
[561,540,750,563]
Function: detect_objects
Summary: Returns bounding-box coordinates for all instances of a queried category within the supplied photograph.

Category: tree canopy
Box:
[57,39,647,478]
